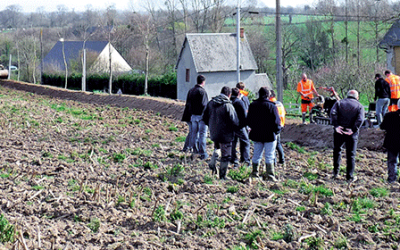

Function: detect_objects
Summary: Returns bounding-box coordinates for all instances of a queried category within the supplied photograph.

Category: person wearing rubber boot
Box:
[380,99,400,184]
[202,86,239,180]
[247,87,281,181]
[330,90,365,183]
[297,73,319,124]
[230,88,251,168]
[269,90,286,167]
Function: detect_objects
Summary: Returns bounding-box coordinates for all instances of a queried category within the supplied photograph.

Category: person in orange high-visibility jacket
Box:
[384,70,400,112]
[270,90,286,165]
[297,73,319,124]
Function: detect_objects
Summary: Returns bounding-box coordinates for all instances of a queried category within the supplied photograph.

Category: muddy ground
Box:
[0,85,398,250]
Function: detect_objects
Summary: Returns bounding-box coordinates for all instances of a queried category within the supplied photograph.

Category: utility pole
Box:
[236,1,241,84]
[40,28,43,84]
[345,0,348,63]
[276,0,283,102]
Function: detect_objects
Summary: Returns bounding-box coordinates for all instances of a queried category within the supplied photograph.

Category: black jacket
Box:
[230,96,247,129]
[380,110,400,152]
[330,97,365,135]
[203,94,239,143]
[374,77,390,100]
[185,84,208,117]
[247,97,281,142]
[181,92,191,122]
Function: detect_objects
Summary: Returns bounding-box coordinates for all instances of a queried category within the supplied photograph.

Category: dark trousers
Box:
[333,132,358,180]
[276,134,285,163]
[387,149,400,182]
[231,127,250,163]
[215,141,232,162]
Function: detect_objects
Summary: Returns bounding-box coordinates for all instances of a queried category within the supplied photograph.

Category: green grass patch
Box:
[370,187,389,198]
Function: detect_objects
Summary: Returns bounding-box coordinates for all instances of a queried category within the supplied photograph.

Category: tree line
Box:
[0,0,398,100]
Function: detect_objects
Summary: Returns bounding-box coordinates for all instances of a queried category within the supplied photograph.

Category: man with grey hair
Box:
[330,90,365,182]
[380,99,400,183]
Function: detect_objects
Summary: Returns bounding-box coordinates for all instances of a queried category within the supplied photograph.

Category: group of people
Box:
[182,71,400,184]
[182,75,285,180]
[376,70,400,184]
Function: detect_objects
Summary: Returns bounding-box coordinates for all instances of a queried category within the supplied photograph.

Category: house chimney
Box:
[240,28,244,38]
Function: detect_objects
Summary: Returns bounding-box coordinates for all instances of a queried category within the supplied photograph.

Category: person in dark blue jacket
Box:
[380,99,400,183]
[330,90,365,182]
[203,86,239,179]
[230,88,250,167]
[247,87,281,180]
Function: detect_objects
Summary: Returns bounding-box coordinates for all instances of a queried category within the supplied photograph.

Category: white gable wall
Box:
[177,41,198,100]
[90,43,132,73]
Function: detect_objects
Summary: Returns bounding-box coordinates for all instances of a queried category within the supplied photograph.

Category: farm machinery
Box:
[311,87,340,125]
[310,87,377,126]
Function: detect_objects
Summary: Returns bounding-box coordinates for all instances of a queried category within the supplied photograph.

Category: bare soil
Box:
[0,85,398,250]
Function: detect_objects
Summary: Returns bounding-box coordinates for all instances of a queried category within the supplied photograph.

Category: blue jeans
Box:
[182,121,192,152]
[190,115,208,159]
[376,98,390,125]
[252,141,277,165]
[387,149,399,183]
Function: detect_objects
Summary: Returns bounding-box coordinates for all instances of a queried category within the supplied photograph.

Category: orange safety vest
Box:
[270,97,286,126]
[297,79,314,100]
[239,89,249,97]
[386,74,400,99]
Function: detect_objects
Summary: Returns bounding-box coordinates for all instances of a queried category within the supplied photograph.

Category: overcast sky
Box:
[4,0,315,13]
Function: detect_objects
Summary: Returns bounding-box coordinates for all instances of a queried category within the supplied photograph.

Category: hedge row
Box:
[42,72,177,99]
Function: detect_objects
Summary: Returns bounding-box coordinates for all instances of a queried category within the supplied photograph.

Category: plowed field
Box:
[0,86,398,250]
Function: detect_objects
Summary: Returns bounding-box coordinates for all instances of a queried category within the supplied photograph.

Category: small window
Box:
[186,69,190,82]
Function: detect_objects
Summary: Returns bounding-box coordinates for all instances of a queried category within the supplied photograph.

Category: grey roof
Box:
[379,20,400,51]
[176,33,258,72]
[43,41,108,70]
[254,73,273,90]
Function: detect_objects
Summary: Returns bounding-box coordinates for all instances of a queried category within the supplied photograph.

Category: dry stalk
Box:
[298,232,317,243]
[29,190,43,200]
[37,225,41,249]
[314,224,327,234]
[19,231,29,250]
[195,204,207,216]
[151,197,160,218]
[242,206,255,224]
[313,191,319,206]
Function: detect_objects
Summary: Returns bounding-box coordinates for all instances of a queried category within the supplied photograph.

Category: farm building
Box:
[379,20,400,73]
[175,33,272,100]
[42,41,132,74]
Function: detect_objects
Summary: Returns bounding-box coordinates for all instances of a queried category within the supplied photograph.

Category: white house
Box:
[175,33,272,100]
[43,41,132,74]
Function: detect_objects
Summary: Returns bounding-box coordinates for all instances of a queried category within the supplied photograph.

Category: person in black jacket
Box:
[185,75,209,160]
[203,86,239,180]
[374,74,390,126]
[181,93,193,152]
[380,99,400,183]
[230,88,250,167]
[247,87,281,181]
[330,90,365,182]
